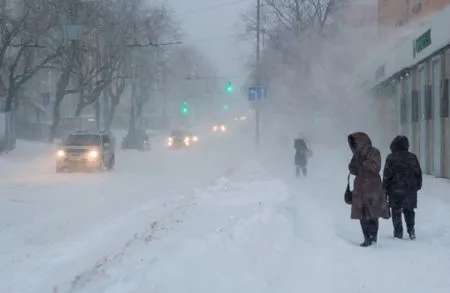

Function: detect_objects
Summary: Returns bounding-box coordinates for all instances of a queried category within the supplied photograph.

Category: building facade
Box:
[370,6,450,178]
[379,0,450,33]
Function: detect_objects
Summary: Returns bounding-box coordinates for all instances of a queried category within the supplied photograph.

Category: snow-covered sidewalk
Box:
[47,156,450,293]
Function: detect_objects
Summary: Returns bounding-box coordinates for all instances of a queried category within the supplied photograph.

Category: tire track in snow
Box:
[56,164,242,293]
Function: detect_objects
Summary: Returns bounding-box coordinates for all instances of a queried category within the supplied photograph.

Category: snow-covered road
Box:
[1,124,450,293]
[0,126,252,293]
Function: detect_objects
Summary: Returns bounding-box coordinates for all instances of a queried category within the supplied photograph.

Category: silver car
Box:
[55,131,116,172]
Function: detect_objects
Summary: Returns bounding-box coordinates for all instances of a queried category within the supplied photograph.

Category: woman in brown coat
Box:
[348,132,390,247]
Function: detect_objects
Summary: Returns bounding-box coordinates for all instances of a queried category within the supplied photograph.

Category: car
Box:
[212,123,227,132]
[55,130,115,172]
[122,129,151,151]
[234,115,247,121]
[187,132,199,143]
[166,129,192,148]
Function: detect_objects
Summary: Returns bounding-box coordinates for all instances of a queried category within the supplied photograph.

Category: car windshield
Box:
[64,134,101,146]
[170,130,185,137]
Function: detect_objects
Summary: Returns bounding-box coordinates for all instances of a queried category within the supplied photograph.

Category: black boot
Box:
[404,209,416,240]
[360,237,373,247]
[392,208,403,239]
[302,166,307,177]
[408,228,416,240]
[394,230,403,239]
[370,219,379,243]
[360,220,373,247]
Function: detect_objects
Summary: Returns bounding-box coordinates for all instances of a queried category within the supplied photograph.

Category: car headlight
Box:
[213,126,218,131]
[88,150,98,159]
[192,136,198,141]
[56,150,66,157]
[220,125,226,131]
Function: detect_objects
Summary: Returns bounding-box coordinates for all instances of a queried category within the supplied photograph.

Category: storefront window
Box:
[411,89,419,122]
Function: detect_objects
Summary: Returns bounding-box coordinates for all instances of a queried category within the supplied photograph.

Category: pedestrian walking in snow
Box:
[294,137,311,177]
[382,135,422,240]
[348,132,390,247]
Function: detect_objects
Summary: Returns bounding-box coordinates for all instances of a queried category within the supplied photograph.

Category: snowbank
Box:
[2,130,450,293]
[49,155,450,293]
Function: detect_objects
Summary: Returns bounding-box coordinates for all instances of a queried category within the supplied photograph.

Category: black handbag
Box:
[344,174,352,205]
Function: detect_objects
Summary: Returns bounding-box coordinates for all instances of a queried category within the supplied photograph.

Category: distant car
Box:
[122,129,150,151]
[212,123,227,132]
[187,132,199,143]
[234,115,247,121]
[166,129,192,148]
[55,130,115,172]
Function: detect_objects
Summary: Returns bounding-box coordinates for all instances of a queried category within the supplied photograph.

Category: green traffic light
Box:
[223,104,229,110]
[181,101,189,115]
[226,81,233,93]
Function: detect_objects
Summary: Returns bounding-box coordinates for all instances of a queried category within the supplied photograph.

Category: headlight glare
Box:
[56,150,65,157]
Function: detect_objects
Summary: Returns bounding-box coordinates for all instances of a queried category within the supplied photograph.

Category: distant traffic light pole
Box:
[255,0,261,149]
[181,101,190,115]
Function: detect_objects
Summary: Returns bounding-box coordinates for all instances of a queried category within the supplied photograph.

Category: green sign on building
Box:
[413,29,431,58]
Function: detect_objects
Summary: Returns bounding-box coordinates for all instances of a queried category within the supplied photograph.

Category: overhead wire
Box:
[186,33,248,43]
[172,1,252,44]
[173,0,248,16]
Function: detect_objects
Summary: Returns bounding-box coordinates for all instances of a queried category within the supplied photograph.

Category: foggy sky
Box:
[170,0,253,82]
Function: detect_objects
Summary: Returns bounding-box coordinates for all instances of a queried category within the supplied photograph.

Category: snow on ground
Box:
[1,122,450,293]
[0,126,252,293]
[47,144,450,292]
[258,129,450,292]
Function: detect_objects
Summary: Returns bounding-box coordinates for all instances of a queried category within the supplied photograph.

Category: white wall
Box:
[370,6,450,88]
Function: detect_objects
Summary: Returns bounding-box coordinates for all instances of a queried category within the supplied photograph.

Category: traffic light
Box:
[223,104,229,110]
[181,101,190,115]
[225,81,233,93]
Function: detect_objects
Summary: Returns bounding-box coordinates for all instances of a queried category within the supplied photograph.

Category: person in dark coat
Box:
[294,138,309,177]
[382,135,422,240]
[348,132,390,247]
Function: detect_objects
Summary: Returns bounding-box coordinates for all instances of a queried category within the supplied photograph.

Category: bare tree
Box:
[46,0,136,140]
[103,74,126,130]
[240,0,387,142]
[72,0,134,117]
[0,0,61,112]
[125,2,180,137]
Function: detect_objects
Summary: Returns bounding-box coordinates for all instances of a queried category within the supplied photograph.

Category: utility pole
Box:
[162,57,169,129]
[95,28,101,131]
[255,0,261,148]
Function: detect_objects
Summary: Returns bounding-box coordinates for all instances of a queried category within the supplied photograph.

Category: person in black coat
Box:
[382,135,422,240]
[294,138,309,177]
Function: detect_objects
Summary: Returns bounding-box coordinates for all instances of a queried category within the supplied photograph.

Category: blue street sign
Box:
[248,85,266,101]
[62,24,82,41]
[41,92,50,106]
